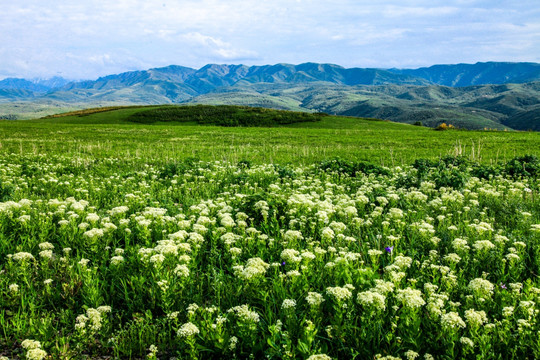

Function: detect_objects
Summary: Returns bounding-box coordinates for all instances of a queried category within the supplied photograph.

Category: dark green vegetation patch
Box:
[126,105,328,127]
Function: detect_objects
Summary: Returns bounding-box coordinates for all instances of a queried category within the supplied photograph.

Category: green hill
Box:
[126,105,328,126]
[39,104,330,127]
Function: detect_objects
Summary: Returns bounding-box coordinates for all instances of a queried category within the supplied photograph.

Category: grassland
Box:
[1,105,540,359]
[0,105,538,167]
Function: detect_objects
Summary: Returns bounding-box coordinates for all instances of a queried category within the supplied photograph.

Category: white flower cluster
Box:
[357,291,386,311]
[468,278,494,297]
[174,264,190,277]
[227,304,260,323]
[306,292,325,307]
[441,311,466,330]
[464,308,488,327]
[177,322,200,338]
[306,355,332,360]
[396,288,425,309]
[233,257,269,281]
[12,252,35,262]
[281,248,302,263]
[21,339,47,360]
[326,284,354,302]
[75,306,111,334]
[281,299,297,310]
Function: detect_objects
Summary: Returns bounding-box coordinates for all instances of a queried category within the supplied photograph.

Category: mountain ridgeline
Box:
[1,62,540,130]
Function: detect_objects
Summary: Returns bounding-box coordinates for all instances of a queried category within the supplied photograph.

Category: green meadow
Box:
[1,105,540,359]
[0,105,538,166]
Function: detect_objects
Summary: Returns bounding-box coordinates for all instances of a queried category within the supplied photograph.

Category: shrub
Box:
[318,158,391,177]
[158,157,201,178]
[505,155,540,179]
[411,156,470,189]
[435,123,455,131]
[470,164,502,180]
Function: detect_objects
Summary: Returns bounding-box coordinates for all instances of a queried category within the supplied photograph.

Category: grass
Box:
[1,105,540,359]
[0,105,537,166]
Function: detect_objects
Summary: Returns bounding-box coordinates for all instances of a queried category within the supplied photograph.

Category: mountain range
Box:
[1,62,540,130]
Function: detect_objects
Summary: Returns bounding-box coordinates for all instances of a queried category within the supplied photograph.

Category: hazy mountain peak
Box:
[0,76,69,93]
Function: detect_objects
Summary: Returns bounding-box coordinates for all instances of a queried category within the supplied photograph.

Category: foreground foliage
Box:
[0,155,539,359]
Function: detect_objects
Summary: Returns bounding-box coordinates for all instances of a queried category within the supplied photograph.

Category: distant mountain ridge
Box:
[4,61,540,100]
[1,61,540,130]
[59,62,430,94]
[389,62,540,87]
[0,76,70,93]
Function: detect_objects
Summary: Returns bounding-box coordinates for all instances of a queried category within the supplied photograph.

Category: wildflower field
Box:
[1,146,540,359]
[1,111,540,359]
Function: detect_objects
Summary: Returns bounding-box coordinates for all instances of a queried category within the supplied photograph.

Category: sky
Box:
[1,0,540,80]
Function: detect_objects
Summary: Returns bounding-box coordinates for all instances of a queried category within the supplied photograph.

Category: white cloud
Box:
[0,1,539,78]
[382,5,460,18]
[180,32,258,60]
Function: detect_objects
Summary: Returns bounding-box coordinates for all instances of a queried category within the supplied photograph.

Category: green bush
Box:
[505,155,540,179]
[318,158,391,177]
[470,164,502,180]
[127,105,327,127]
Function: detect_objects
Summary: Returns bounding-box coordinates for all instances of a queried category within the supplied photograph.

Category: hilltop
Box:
[39,104,330,127]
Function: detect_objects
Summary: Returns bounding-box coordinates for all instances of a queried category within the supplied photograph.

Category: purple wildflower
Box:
[500,283,507,290]
[385,246,394,254]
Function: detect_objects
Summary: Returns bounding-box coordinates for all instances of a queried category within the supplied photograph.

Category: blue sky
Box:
[1,0,539,80]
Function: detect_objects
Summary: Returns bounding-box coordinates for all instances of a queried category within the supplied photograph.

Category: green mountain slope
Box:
[503,107,540,131]
[2,62,540,130]
[390,62,540,86]
[182,82,540,130]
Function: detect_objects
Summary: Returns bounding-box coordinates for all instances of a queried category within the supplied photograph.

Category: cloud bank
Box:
[1,0,539,79]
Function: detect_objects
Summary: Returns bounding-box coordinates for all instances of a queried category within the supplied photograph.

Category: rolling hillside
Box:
[185,82,540,130]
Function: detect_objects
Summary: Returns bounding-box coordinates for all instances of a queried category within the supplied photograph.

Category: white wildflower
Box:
[306,292,325,306]
[177,322,200,337]
[227,304,260,323]
[464,309,488,327]
[357,291,386,311]
[307,355,332,360]
[174,264,190,277]
[468,278,494,297]
[396,288,425,308]
[281,299,297,310]
[326,285,354,302]
[441,311,466,330]
[110,256,124,265]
